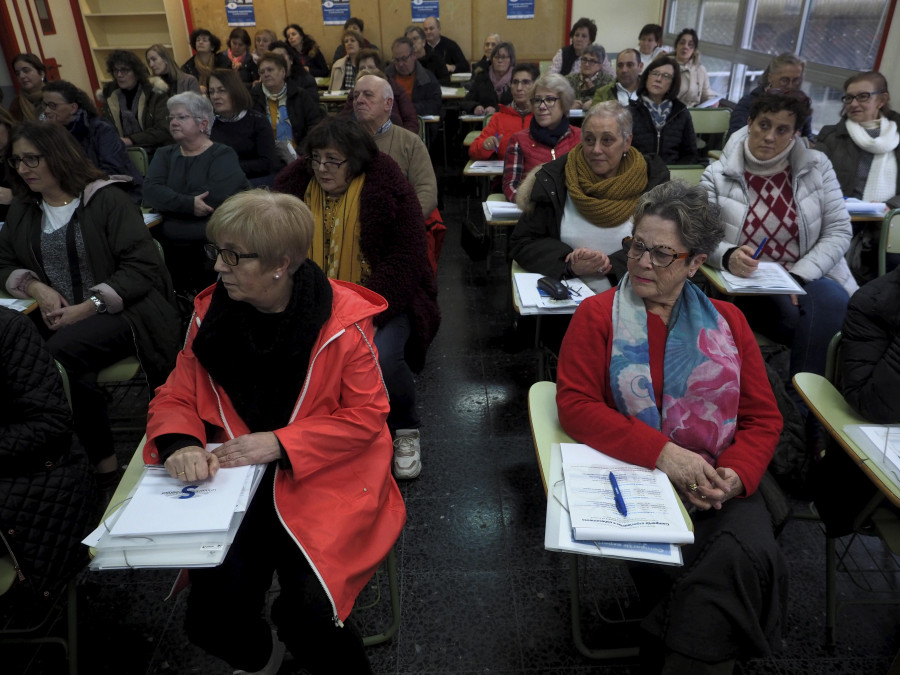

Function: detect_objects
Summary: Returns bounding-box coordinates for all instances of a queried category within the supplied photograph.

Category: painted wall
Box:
[571,0,665,56]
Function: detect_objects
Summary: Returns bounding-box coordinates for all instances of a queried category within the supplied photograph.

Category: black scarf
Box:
[530,116,570,148]
[192,260,333,433]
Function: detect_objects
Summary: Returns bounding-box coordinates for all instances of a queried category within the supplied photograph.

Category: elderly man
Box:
[423,16,469,74]
[385,37,442,118]
[353,73,437,217]
[592,48,642,107]
[728,52,812,138]
[406,25,450,85]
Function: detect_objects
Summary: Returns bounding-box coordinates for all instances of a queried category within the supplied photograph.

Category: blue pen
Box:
[609,471,627,517]
[751,237,768,260]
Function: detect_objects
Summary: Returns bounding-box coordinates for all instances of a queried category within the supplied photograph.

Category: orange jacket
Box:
[144,279,406,622]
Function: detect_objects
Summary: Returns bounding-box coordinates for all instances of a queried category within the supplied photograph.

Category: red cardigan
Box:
[556,288,782,496]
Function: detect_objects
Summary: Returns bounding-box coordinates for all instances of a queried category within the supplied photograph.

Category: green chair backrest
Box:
[126,146,149,177]
[825,331,843,387]
[878,208,900,276]
[689,108,731,153]
[666,164,705,186]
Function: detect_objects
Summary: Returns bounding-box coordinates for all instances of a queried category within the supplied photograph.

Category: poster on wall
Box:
[507,0,534,20]
[411,0,440,23]
[226,0,255,26]
[322,0,351,25]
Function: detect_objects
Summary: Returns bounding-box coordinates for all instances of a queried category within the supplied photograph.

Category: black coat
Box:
[461,70,512,113]
[629,97,699,165]
[251,80,325,147]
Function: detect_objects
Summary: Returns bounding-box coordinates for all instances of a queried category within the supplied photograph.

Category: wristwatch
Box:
[89,294,107,314]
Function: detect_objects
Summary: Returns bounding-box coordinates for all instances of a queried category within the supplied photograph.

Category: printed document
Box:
[719,262,807,295]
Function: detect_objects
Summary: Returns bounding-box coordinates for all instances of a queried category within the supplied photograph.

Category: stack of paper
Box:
[513,273,594,314]
[0,297,34,312]
[84,454,266,570]
[466,160,504,174]
[482,200,522,220]
[844,198,888,217]
[719,262,806,295]
[545,444,691,565]
[844,425,900,484]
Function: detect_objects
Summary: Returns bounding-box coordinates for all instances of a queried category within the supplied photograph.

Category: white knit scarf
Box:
[846,117,899,202]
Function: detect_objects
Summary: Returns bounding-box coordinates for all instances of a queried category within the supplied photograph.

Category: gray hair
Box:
[486,32,501,43]
[405,25,426,41]
[763,52,805,87]
[582,43,606,63]
[584,101,633,140]
[632,180,724,257]
[356,71,393,101]
[167,91,214,128]
[532,73,575,111]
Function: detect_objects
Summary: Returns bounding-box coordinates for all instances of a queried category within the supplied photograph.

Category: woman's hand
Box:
[696,467,745,510]
[193,191,214,217]
[0,186,12,205]
[481,134,502,152]
[726,244,759,277]
[565,247,612,276]
[165,446,219,482]
[28,280,69,330]
[45,301,96,330]
[121,137,133,147]
[212,432,282,468]
[656,441,729,511]
[484,106,497,116]
[232,60,242,70]
[474,105,485,115]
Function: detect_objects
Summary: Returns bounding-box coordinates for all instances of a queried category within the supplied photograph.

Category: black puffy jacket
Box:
[629,97,699,165]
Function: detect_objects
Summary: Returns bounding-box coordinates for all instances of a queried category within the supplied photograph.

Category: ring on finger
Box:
[177,471,186,476]
[687,483,699,492]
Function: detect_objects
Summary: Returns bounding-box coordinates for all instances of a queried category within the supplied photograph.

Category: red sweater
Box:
[467,104,532,161]
[556,288,782,496]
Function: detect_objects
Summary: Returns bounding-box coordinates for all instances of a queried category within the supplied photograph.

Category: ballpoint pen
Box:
[609,471,627,517]
[752,237,769,260]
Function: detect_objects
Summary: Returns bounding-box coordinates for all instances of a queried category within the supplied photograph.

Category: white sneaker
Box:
[233,629,285,675]
[393,429,422,479]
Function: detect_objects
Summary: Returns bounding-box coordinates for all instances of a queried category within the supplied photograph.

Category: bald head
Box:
[353,74,394,132]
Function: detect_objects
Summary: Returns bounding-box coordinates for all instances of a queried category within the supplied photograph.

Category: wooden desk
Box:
[450,72,471,83]
[315,77,329,88]
[320,90,349,102]
[441,86,466,100]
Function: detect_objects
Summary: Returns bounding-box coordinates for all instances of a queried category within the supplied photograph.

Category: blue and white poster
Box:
[411,0,440,23]
[507,0,534,20]
[322,0,351,26]
[225,0,255,27]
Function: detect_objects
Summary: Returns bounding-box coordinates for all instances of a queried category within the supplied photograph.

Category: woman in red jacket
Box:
[556,180,785,672]
[144,189,405,675]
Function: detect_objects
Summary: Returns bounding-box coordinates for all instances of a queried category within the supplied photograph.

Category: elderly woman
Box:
[468,63,539,161]
[674,28,717,108]
[143,92,249,292]
[329,30,364,91]
[251,51,324,163]
[566,44,614,111]
[181,28,230,93]
[503,73,582,202]
[274,117,440,480]
[406,25,450,86]
[268,40,321,98]
[728,53,811,139]
[101,49,171,151]
[549,17,597,76]
[225,27,259,89]
[144,189,405,675]
[283,24,328,78]
[510,101,668,292]
[629,55,699,165]
[461,42,516,115]
[556,180,785,672]
[701,92,856,378]
[42,79,143,200]
[208,68,279,185]
[146,43,200,94]
[9,53,46,121]
[0,122,180,490]
[252,29,276,63]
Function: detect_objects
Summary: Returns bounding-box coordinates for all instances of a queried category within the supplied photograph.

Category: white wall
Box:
[571,0,665,55]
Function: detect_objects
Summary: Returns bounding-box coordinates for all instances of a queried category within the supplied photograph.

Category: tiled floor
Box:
[9,175,900,674]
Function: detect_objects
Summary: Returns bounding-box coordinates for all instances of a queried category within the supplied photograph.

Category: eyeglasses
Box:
[622,237,692,268]
[204,243,259,266]
[392,53,413,64]
[511,78,533,87]
[111,67,133,76]
[167,114,198,122]
[841,91,885,104]
[43,101,68,110]
[493,53,511,60]
[7,154,42,169]
[530,96,559,108]
[310,156,349,171]
[648,70,673,81]
[580,57,601,65]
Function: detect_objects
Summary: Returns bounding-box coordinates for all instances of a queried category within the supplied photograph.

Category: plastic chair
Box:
[878,208,900,277]
[126,146,149,177]
[356,547,401,646]
[666,164,705,186]
[688,107,731,155]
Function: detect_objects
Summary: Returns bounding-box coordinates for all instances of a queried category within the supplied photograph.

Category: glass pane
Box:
[805,81,845,135]
[698,0,739,46]
[703,55,734,97]
[670,0,699,37]
[749,0,802,54]
[800,0,889,70]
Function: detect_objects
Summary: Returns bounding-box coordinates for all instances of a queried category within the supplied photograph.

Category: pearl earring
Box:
[274,273,281,280]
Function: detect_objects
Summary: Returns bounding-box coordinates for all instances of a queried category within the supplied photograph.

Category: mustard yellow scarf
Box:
[564,145,648,226]
[306,174,366,283]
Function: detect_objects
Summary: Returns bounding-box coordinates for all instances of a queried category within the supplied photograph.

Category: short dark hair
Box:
[570,17,597,42]
[344,17,364,31]
[105,50,149,83]
[356,48,383,67]
[303,117,377,179]
[512,63,540,82]
[392,37,414,54]
[258,51,288,73]
[208,68,252,112]
[638,55,681,102]
[491,42,516,67]
[675,28,700,64]
[190,28,222,53]
[617,48,642,66]
[228,28,251,48]
[405,25,426,42]
[11,53,45,76]
[342,30,362,46]
[843,70,891,114]
[42,79,98,118]
[639,23,663,43]
[9,122,106,199]
[268,41,301,73]
[748,91,812,132]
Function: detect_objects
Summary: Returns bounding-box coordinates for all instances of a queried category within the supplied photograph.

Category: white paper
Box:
[844,425,900,485]
[513,273,594,310]
[142,212,161,225]
[719,262,807,295]
[844,198,888,216]
[483,201,522,218]
[0,297,33,312]
[560,443,694,544]
[695,96,723,109]
[440,86,461,97]
[568,108,585,118]
[467,160,504,174]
